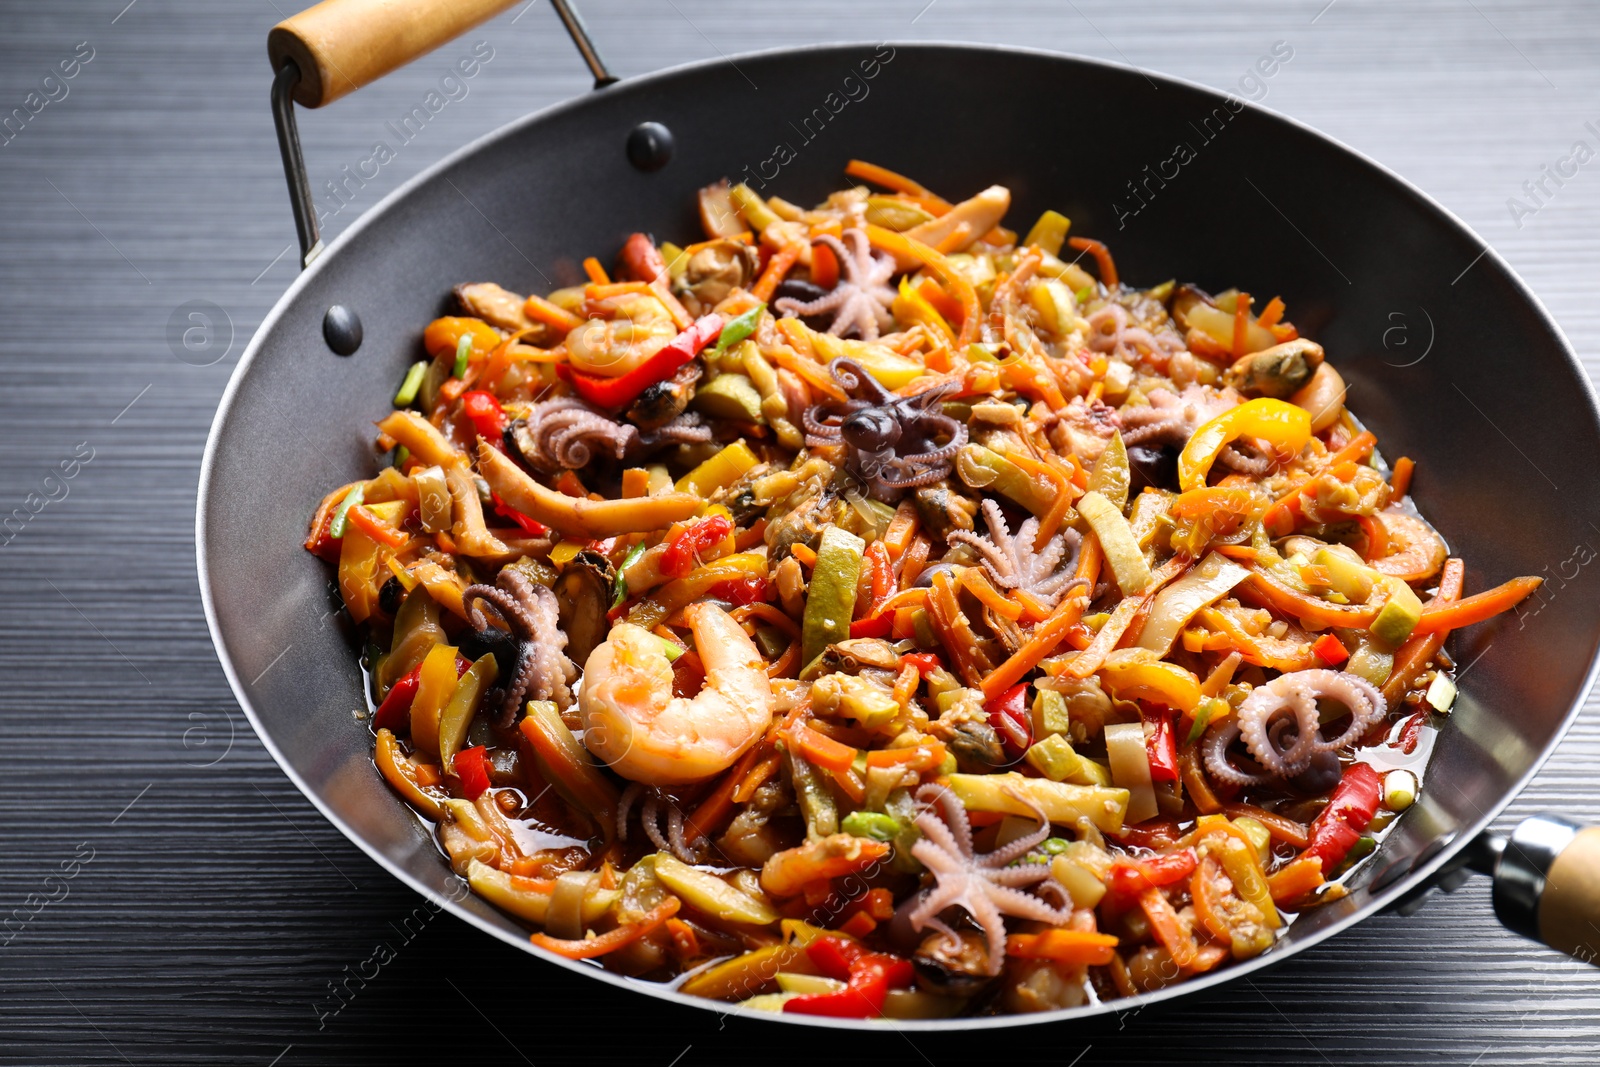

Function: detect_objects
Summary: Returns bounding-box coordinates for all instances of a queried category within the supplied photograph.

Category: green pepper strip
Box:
[328,484,365,539]
[710,303,765,358]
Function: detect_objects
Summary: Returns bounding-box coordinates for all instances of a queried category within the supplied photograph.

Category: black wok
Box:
[197,0,1600,1029]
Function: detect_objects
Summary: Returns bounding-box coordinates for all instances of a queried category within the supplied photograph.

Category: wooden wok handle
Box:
[268,0,521,108]
[1492,814,1600,965]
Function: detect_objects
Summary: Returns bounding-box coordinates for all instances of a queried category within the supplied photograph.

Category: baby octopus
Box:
[802,358,967,501]
[775,229,897,341]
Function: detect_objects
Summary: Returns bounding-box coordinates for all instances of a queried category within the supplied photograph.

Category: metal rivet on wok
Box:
[626,121,674,172]
[323,304,363,356]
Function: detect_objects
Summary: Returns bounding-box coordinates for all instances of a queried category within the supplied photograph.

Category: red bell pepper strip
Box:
[986,682,1033,758]
[556,313,724,410]
[707,576,768,607]
[660,514,733,579]
[900,652,943,675]
[372,665,422,733]
[848,613,894,639]
[618,232,668,284]
[846,541,896,639]
[783,936,914,1018]
[490,491,549,536]
[460,390,508,447]
[1305,762,1382,869]
[1312,632,1350,666]
[1107,848,1198,902]
[1145,714,1179,783]
[453,745,493,800]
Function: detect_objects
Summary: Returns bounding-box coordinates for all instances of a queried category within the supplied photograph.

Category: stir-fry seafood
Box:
[306,160,1541,1018]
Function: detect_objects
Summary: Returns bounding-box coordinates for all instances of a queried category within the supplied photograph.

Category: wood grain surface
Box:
[2,1,1598,1064]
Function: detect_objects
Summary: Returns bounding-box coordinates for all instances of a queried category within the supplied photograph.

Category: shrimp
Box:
[565,293,678,378]
[577,602,773,785]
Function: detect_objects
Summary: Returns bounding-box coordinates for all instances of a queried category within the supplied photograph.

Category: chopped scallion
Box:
[452,333,472,379]
[1424,672,1457,712]
[710,303,765,358]
[394,361,427,407]
[328,484,364,539]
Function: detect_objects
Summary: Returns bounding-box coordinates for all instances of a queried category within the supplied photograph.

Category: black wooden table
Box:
[3,1,1598,1063]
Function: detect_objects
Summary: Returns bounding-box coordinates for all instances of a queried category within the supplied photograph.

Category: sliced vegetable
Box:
[801,527,865,668]
[783,936,915,1018]
[452,745,492,800]
[1104,722,1159,825]
[394,360,428,407]
[653,854,778,925]
[943,772,1130,834]
[557,313,723,409]
[1304,763,1382,870]
[1178,398,1311,491]
[1078,491,1151,596]
[437,653,497,769]
[1136,551,1249,655]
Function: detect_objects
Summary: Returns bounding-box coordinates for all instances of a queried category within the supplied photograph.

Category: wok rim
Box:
[196,39,1600,1031]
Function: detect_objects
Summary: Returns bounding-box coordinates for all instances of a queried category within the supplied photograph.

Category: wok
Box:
[198,0,1600,1028]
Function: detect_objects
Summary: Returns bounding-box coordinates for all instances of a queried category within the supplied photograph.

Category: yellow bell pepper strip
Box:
[1021,210,1072,257]
[1099,659,1202,715]
[1191,815,1281,929]
[1136,551,1251,656]
[557,313,724,409]
[436,653,498,770]
[408,644,463,758]
[423,316,501,361]
[1178,398,1311,491]
[676,440,759,495]
[477,442,700,539]
[1078,490,1151,596]
[374,727,445,822]
[865,224,981,346]
[892,278,956,347]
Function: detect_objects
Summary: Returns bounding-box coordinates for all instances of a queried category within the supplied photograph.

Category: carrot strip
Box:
[933,223,973,254]
[787,722,858,774]
[984,594,1088,701]
[961,566,1024,622]
[585,281,651,301]
[809,239,839,289]
[1257,295,1286,330]
[734,751,784,804]
[1003,448,1074,549]
[767,331,848,401]
[1391,456,1415,499]
[1140,887,1198,969]
[685,739,769,843]
[751,244,802,303]
[1413,575,1540,634]
[732,602,800,637]
[1238,566,1381,630]
[1067,236,1118,289]
[1382,558,1464,705]
[1232,292,1252,357]
[523,293,585,334]
[788,543,818,568]
[1220,803,1309,848]
[1006,929,1119,966]
[582,256,610,285]
[1327,430,1377,468]
[530,896,680,959]
[346,505,409,550]
[844,159,954,212]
